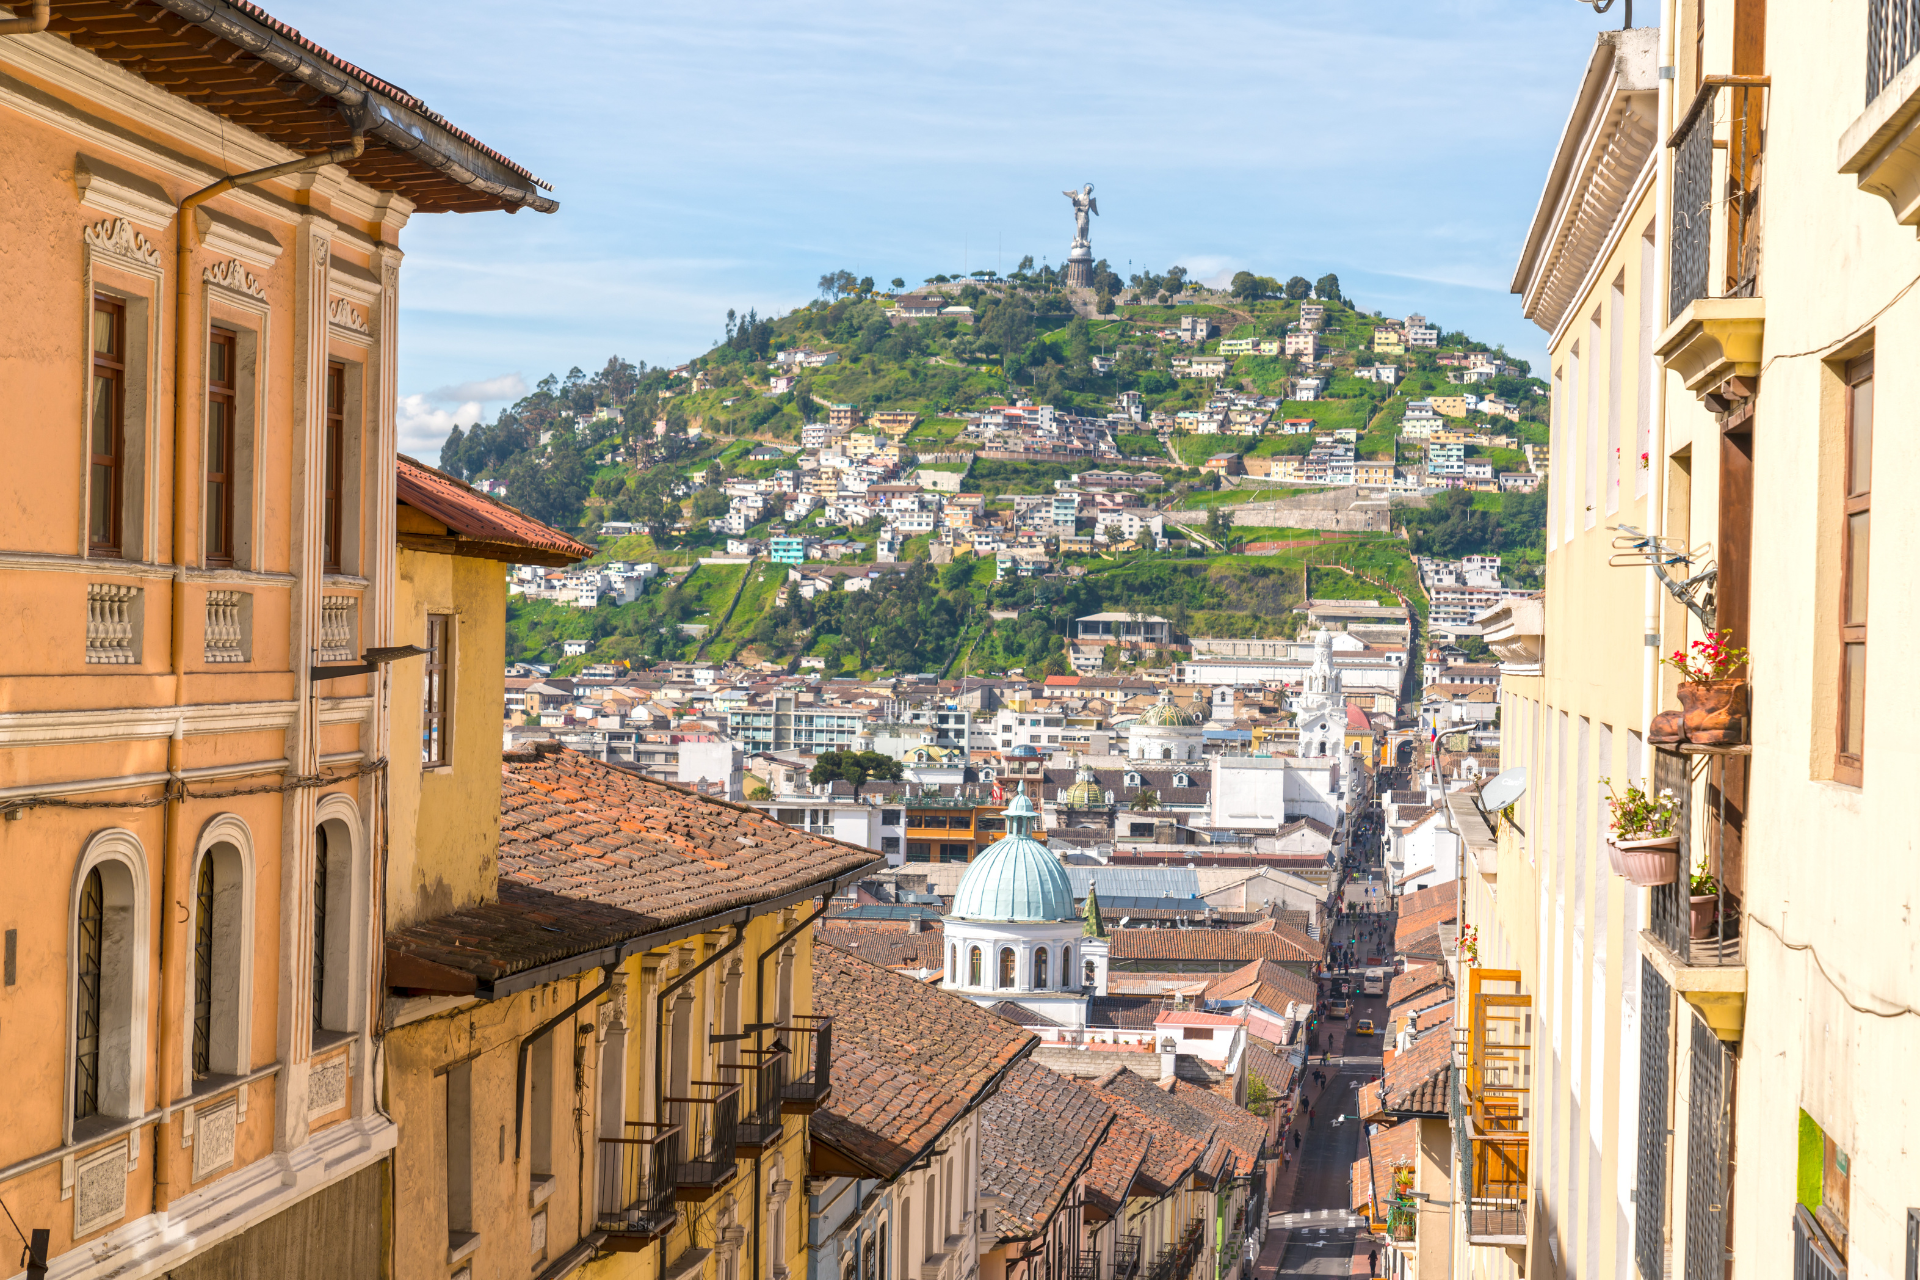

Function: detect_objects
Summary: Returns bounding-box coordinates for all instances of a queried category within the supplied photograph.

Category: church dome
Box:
[1135,689,1201,728]
[1060,759,1104,809]
[950,789,1074,922]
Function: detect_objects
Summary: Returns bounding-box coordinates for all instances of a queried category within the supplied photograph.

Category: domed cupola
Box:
[949,788,1074,922]
[1135,688,1201,727]
[1060,757,1105,810]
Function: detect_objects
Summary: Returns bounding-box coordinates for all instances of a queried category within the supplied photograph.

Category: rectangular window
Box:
[1637,229,1656,498]
[423,614,452,766]
[90,296,126,557]
[530,1031,554,1178]
[1585,312,1601,529]
[1837,355,1872,785]
[324,363,346,574]
[206,328,237,566]
[446,1061,473,1238]
[1607,275,1624,513]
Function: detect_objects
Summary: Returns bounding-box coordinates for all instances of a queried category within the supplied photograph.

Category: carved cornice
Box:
[205,258,267,299]
[327,297,369,334]
[84,217,162,268]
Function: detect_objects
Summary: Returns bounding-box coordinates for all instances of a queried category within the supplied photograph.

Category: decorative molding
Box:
[75,155,175,230]
[73,1139,129,1238]
[0,700,299,748]
[307,1055,348,1117]
[83,216,162,269]
[191,1098,238,1181]
[327,297,370,335]
[204,257,266,299]
[328,258,383,305]
[193,206,283,268]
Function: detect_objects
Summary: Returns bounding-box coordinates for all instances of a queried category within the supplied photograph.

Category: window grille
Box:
[1651,749,1693,954]
[75,867,104,1121]
[423,614,451,765]
[85,583,140,664]
[319,594,356,663]
[192,856,215,1077]
[312,827,329,1032]
[1794,1204,1846,1279]
[1868,0,1920,103]
[1685,1015,1733,1280]
[1636,959,1672,1280]
[204,590,247,663]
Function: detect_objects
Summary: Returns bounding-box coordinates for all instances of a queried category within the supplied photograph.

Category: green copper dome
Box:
[1136,688,1202,727]
[1061,758,1105,809]
[950,788,1075,922]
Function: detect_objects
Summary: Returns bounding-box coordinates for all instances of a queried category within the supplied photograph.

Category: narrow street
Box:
[1259,798,1395,1278]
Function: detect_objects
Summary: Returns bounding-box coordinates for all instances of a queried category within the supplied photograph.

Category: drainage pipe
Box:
[0,0,48,35]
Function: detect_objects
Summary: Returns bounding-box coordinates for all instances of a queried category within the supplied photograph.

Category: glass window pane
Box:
[90,464,112,543]
[1843,642,1867,759]
[92,375,115,457]
[1846,511,1870,626]
[1850,378,1873,496]
[210,337,228,384]
[93,308,113,354]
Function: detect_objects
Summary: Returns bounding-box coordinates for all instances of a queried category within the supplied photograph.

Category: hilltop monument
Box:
[1062,183,1097,288]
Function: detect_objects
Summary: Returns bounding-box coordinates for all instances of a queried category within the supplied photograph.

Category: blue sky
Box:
[266,0,1615,461]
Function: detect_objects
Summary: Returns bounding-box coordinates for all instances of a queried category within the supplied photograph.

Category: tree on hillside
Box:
[891,277,905,289]
[818,270,859,300]
[809,750,904,788]
[1285,275,1311,299]
[1315,273,1342,302]
[1017,255,1035,274]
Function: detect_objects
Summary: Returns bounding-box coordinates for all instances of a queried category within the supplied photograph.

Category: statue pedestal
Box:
[1066,245,1093,289]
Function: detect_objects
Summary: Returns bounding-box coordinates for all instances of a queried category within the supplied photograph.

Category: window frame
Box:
[89,294,127,558]
[423,613,453,767]
[205,326,238,567]
[323,361,346,574]
[1836,354,1872,786]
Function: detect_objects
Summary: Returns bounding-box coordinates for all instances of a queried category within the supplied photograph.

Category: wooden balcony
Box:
[1459,969,1531,1249]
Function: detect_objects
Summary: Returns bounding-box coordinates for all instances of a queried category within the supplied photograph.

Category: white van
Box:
[1362,967,1387,997]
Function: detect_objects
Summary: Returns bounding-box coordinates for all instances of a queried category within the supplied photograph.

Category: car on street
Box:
[1353,1018,1375,1036]
[1330,999,1351,1019]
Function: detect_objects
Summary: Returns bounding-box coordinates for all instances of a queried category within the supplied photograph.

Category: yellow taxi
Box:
[1353,1018,1376,1036]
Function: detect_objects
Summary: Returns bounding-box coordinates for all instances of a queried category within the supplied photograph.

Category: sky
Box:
[264,0,1618,462]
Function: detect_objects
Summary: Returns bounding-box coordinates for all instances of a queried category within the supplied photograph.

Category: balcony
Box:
[1147,1244,1178,1280]
[667,1081,742,1200]
[1640,748,1747,1042]
[1842,0,1920,226]
[719,1045,789,1153]
[1073,1250,1101,1280]
[779,1015,833,1114]
[1657,76,1769,396]
[596,1121,680,1247]
[1456,969,1530,1249]
[1112,1234,1142,1280]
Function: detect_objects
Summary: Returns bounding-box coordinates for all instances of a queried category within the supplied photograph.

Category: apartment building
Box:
[0,4,552,1274]
[729,694,865,753]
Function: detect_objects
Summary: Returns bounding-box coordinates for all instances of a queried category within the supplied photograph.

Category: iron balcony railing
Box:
[718,1045,789,1151]
[780,1015,833,1113]
[665,1081,742,1197]
[1147,1244,1178,1280]
[1112,1234,1142,1280]
[1073,1250,1100,1280]
[1650,748,1744,967]
[595,1120,680,1240]
[1869,0,1920,102]
[1668,76,1769,321]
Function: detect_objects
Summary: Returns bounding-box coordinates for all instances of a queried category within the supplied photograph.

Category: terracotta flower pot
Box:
[1677,680,1748,745]
[1648,710,1688,744]
[1690,894,1719,939]
[1608,836,1679,886]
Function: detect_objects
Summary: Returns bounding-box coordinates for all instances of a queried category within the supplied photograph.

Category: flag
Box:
[991,777,1005,803]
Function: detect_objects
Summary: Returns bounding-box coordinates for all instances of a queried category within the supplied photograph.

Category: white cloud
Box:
[425,372,527,403]
[396,394,484,463]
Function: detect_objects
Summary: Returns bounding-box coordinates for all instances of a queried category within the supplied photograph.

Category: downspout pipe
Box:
[1644,0,1679,792]
[512,965,616,1159]
[0,0,49,35]
[153,134,362,1214]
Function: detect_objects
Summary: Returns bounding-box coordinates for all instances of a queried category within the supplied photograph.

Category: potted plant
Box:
[1602,777,1681,885]
[1661,630,1751,745]
[1689,870,1721,940]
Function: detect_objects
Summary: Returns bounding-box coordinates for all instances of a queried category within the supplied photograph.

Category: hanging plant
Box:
[1601,777,1681,886]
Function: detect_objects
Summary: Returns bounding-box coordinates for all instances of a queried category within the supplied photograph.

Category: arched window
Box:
[1084,958,1096,988]
[1174,773,1190,788]
[1125,772,1141,787]
[1062,945,1073,981]
[187,819,253,1083]
[313,804,362,1040]
[948,944,957,982]
[968,946,982,986]
[1161,748,1171,760]
[1034,947,1049,989]
[71,831,148,1130]
[998,947,1015,989]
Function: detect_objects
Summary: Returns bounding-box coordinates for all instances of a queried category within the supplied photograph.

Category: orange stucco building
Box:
[0,2,553,1274]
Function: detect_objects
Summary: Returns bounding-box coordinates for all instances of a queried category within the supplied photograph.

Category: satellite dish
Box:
[1479,767,1528,811]
[1118,916,1131,927]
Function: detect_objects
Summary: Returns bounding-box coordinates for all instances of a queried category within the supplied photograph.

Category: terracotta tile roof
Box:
[1381,1019,1454,1117]
[1083,1112,1151,1219]
[1154,1010,1245,1027]
[1166,1081,1268,1175]
[812,923,944,972]
[398,455,593,566]
[1086,1068,1216,1194]
[989,1001,1066,1028]
[1090,996,1166,1029]
[1387,963,1449,1012]
[1204,958,1319,1015]
[1233,918,1325,958]
[1111,929,1317,967]
[981,1062,1115,1239]
[385,747,882,991]
[1394,901,1458,949]
[1395,884,1456,919]
[1244,1036,1296,1101]
[1350,1120,1420,1219]
[812,941,1036,1179]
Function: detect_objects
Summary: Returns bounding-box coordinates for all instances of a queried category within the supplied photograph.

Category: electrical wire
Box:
[1743,910,1920,1020]
[1756,266,1920,378]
